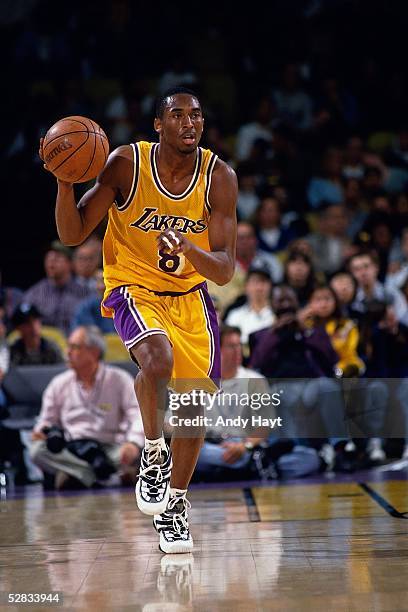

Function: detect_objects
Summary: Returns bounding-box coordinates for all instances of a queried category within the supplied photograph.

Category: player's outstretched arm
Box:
[40,141,131,246]
[157,160,237,285]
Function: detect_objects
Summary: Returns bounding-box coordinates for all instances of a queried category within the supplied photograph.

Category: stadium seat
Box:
[104,333,130,362]
[41,326,68,353]
[2,365,66,430]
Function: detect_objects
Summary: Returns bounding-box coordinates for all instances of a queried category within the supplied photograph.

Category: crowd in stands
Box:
[1,1,408,487]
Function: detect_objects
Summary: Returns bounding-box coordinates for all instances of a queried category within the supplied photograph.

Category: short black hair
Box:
[348,249,379,268]
[220,325,241,345]
[155,86,200,119]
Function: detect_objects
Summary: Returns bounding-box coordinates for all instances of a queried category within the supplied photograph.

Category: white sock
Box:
[145,436,166,451]
[170,487,187,498]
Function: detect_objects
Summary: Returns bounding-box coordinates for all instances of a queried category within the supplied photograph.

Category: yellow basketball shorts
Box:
[102,282,220,392]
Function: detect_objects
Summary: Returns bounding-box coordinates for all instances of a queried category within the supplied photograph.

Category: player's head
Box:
[154,87,203,154]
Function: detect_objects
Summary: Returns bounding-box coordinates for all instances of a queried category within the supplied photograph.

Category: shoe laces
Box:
[139,444,167,483]
[166,496,191,536]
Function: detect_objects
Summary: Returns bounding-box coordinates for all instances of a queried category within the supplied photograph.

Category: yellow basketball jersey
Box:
[102,141,217,315]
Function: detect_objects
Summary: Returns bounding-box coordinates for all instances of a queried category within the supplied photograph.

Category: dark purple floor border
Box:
[2,463,407,501]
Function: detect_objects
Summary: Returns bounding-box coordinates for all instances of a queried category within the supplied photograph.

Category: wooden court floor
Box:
[0,470,407,611]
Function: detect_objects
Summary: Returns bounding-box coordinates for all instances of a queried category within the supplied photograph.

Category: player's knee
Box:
[132,335,173,382]
[141,352,173,382]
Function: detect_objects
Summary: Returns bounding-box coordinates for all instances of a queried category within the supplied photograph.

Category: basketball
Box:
[42,115,109,183]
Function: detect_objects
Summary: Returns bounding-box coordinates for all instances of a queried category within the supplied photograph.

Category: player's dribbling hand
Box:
[157,228,192,255]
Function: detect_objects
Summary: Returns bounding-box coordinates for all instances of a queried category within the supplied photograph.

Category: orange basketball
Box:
[43,115,109,183]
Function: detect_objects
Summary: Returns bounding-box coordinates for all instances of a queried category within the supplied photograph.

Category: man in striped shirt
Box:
[23,241,92,336]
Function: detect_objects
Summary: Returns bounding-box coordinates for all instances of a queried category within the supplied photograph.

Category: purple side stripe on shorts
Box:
[121,286,147,332]
[103,286,145,347]
[199,286,221,384]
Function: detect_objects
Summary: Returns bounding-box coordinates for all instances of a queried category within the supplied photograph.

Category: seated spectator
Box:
[30,326,143,490]
[73,236,102,290]
[386,227,408,289]
[343,177,368,240]
[72,270,115,334]
[358,304,408,462]
[342,136,365,180]
[307,286,365,377]
[307,148,344,209]
[306,203,351,276]
[249,285,344,441]
[0,271,23,329]
[236,162,260,221]
[23,241,92,336]
[368,192,392,214]
[204,123,233,163]
[197,325,323,481]
[234,222,283,282]
[207,222,282,316]
[250,285,338,378]
[347,253,408,462]
[309,282,391,465]
[283,249,317,307]
[363,215,394,282]
[235,97,274,162]
[196,326,270,477]
[157,56,197,95]
[9,303,64,366]
[362,166,384,200]
[285,238,314,259]
[330,272,357,317]
[273,63,313,132]
[253,197,296,254]
[313,77,358,146]
[272,184,310,239]
[348,251,408,325]
[225,265,275,346]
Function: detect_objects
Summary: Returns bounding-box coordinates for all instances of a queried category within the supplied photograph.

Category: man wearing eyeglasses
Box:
[30,325,144,490]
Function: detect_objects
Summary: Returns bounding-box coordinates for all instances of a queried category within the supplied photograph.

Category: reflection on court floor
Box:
[0,470,407,611]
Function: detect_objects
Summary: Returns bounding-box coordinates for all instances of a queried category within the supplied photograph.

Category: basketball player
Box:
[39,87,237,553]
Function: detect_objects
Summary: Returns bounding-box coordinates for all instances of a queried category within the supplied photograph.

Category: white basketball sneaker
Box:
[135,440,172,515]
[153,493,193,554]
